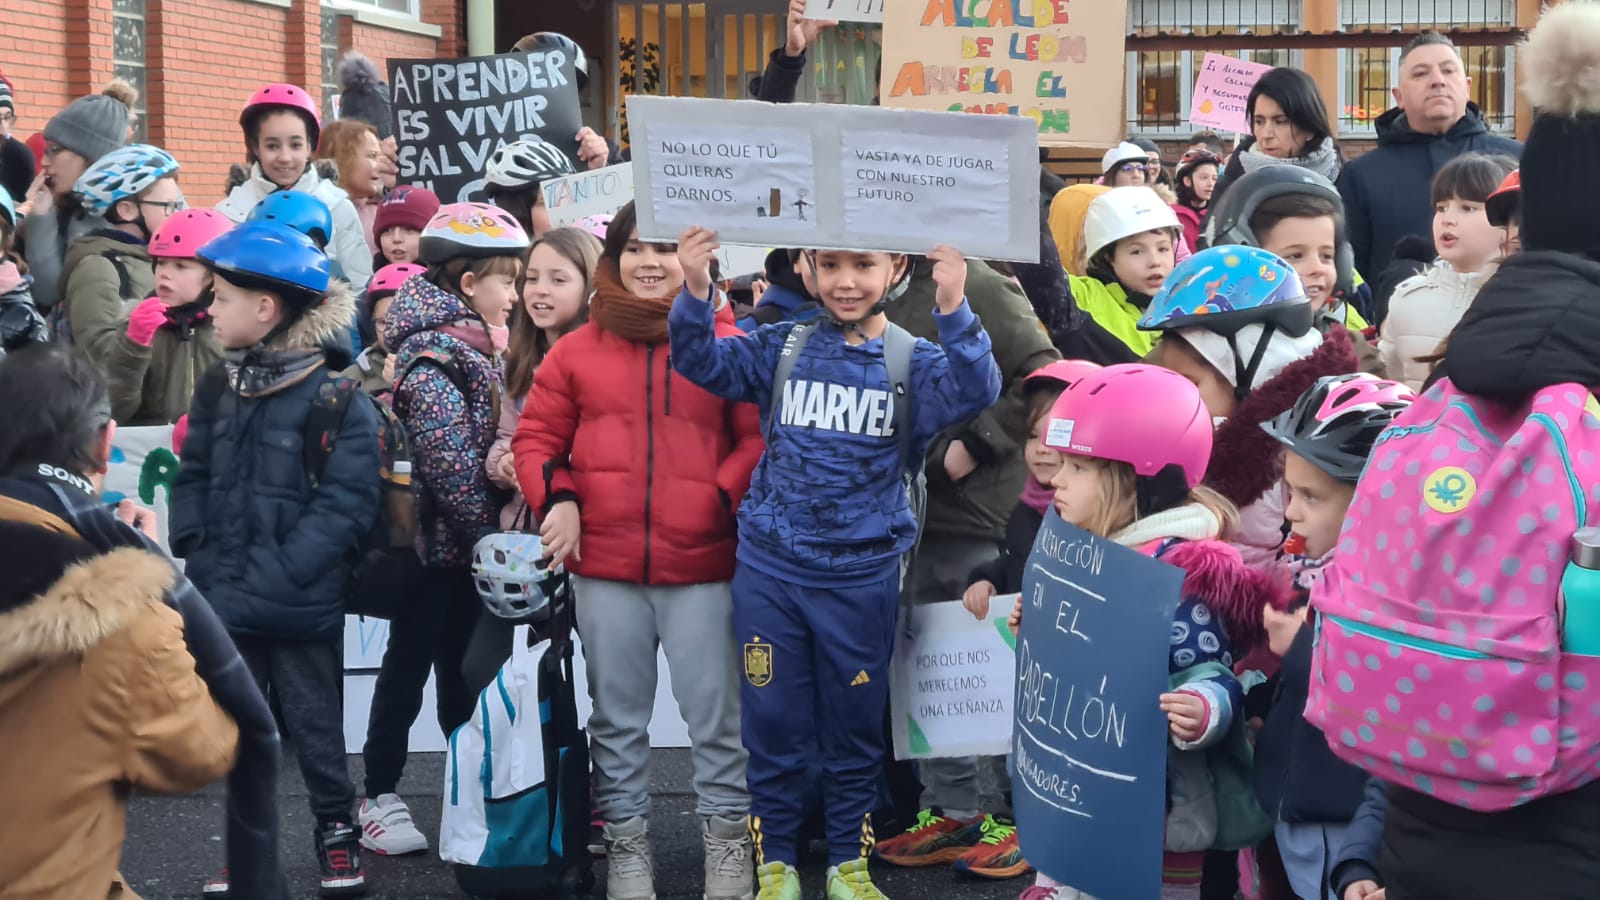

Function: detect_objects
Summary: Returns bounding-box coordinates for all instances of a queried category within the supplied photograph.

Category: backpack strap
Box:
[100,250,135,301]
[881,322,916,469]
[393,349,476,418]
[303,375,364,486]
[764,322,817,443]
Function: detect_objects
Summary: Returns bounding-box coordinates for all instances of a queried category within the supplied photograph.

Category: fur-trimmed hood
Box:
[0,546,174,679]
[1206,325,1357,508]
[269,276,358,363]
[1161,538,1287,658]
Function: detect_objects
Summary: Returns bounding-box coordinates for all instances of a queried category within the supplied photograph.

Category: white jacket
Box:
[215,164,374,289]
[1378,261,1492,391]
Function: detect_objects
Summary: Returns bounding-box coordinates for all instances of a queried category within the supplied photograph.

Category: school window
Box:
[1337,0,1516,134]
[326,0,421,20]
[1124,0,1301,135]
[112,0,147,142]
[321,11,341,122]
[809,23,883,106]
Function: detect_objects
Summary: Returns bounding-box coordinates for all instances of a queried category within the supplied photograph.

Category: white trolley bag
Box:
[440,620,594,898]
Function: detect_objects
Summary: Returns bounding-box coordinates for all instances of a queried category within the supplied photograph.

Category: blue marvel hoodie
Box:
[669,288,1000,587]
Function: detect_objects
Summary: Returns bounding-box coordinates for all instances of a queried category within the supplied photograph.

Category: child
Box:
[216,83,372,288]
[0,188,34,311]
[172,219,379,898]
[1045,183,1110,277]
[1485,168,1520,257]
[483,138,576,237]
[60,144,179,351]
[1255,374,1415,900]
[1378,152,1516,390]
[361,203,529,855]
[667,221,1001,900]
[1011,363,1279,900]
[955,359,1101,881]
[1069,186,1184,361]
[249,190,362,354]
[345,262,424,398]
[513,202,764,900]
[371,184,439,269]
[106,207,232,424]
[1172,150,1221,252]
[1139,245,1357,570]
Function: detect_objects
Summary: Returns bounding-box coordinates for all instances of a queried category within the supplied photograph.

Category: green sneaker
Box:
[754,861,800,900]
[826,858,890,900]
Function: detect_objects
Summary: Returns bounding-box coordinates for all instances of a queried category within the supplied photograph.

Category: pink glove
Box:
[126,296,167,347]
[172,414,189,456]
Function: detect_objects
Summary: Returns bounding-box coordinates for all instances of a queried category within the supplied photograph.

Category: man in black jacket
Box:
[1337,32,1521,279]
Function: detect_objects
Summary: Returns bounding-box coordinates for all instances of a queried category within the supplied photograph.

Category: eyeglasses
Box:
[1117,162,1148,174]
[0,112,14,125]
[139,199,187,216]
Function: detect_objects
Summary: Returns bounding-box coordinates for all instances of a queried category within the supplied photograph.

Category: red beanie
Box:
[373,185,440,239]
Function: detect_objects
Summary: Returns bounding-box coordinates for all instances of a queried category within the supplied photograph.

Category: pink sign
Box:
[1189,53,1275,133]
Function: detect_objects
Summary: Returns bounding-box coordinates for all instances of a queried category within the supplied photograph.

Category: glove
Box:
[127,296,167,347]
[172,414,189,457]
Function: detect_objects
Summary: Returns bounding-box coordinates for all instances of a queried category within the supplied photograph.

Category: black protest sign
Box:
[389,50,582,203]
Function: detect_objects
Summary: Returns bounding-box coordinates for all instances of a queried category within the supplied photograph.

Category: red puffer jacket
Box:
[512,307,762,586]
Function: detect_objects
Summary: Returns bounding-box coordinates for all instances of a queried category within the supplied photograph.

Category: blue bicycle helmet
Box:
[74,144,181,216]
[249,190,335,249]
[197,220,330,309]
[1138,245,1312,337]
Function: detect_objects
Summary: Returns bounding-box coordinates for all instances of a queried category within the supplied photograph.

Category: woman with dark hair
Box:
[1211,67,1341,206]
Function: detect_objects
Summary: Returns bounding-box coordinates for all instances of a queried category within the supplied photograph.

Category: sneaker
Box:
[200,870,229,896]
[1017,887,1060,900]
[826,858,890,900]
[358,794,429,856]
[952,816,1030,879]
[703,815,754,900]
[315,821,368,897]
[872,807,983,867]
[603,816,657,900]
[754,862,800,900]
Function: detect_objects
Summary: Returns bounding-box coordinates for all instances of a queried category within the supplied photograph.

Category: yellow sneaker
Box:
[754,861,800,900]
[827,858,890,900]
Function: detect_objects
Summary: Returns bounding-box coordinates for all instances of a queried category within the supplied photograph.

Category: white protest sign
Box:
[544,163,635,229]
[627,96,1039,263]
[891,595,1018,759]
[102,425,178,554]
[806,0,883,24]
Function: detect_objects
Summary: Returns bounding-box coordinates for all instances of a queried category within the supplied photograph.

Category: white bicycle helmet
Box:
[483,139,576,195]
[74,144,181,216]
[419,202,532,263]
[472,532,568,623]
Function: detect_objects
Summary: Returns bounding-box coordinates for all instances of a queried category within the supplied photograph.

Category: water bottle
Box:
[1560,527,1600,655]
[387,460,416,548]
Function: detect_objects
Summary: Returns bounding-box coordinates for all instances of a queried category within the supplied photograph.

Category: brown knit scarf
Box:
[589,258,673,344]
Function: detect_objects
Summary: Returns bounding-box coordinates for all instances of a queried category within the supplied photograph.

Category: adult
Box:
[1101,141,1148,186]
[335,51,392,141]
[1337,32,1521,279]
[316,118,386,252]
[1211,67,1341,209]
[0,72,35,206]
[509,31,619,170]
[0,343,289,900]
[23,81,134,310]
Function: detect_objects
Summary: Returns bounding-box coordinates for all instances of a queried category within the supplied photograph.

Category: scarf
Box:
[224,346,326,398]
[1020,478,1055,515]
[162,297,211,341]
[1235,135,1342,184]
[440,320,497,357]
[589,258,672,344]
[1110,502,1222,549]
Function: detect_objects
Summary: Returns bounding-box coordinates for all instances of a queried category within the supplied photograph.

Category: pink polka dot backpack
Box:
[1305,381,1600,811]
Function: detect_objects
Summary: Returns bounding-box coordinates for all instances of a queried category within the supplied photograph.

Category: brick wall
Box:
[0,0,448,206]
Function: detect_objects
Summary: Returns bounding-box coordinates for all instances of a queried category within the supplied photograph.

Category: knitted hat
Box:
[0,74,13,114]
[373,185,440,238]
[1178,324,1323,394]
[336,52,393,141]
[43,93,129,163]
[1517,2,1600,259]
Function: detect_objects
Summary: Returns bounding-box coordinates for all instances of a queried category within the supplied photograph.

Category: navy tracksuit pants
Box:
[733,562,900,867]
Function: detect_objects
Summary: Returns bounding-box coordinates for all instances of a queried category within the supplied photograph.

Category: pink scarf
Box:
[1020,478,1055,516]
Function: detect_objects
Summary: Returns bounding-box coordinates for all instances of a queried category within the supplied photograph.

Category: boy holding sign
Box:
[668,234,1001,900]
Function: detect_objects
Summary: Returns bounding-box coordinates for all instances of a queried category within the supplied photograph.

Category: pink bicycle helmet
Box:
[419,202,531,264]
[577,214,612,241]
[240,83,322,150]
[149,209,234,259]
[1045,364,1213,514]
[367,262,426,300]
[1025,359,1102,393]
[1263,373,1416,483]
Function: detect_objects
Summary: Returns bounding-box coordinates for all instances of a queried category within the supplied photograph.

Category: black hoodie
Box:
[1337,103,1521,280]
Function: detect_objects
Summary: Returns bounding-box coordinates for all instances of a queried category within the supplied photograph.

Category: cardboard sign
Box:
[1189,53,1275,134]
[102,425,178,554]
[627,95,1039,262]
[806,0,884,23]
[891,595,1018,759]
[544,163,635,229]
[389,51,583,203]
[879,0,1129,148]
[1013,511,1184,898]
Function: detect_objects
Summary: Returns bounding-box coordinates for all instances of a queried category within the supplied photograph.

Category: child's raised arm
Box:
[908,246,1002,441]
[669,226,783,405]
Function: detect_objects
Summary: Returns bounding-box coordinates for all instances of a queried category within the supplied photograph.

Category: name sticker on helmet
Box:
[1047,417,1075,448]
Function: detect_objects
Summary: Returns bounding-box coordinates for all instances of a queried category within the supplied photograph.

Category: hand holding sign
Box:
[576,126,609,171]
[927,245,968,314]
[789,0,838,55]
[678,227,721,301]
[1160,691,1207,742]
